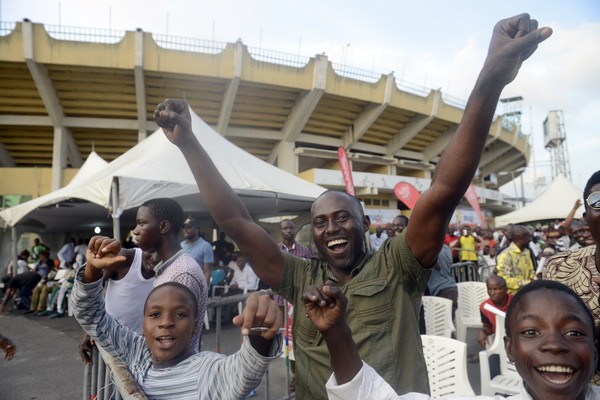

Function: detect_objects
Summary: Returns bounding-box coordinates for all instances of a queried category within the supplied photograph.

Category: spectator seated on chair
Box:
[1,250,31,292]
[477,275,512,348]
[0,250,53,312]
[307,279,600,400]
[221,253,258,321]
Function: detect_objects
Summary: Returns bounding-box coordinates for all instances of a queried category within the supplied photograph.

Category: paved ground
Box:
[0,307,484,399]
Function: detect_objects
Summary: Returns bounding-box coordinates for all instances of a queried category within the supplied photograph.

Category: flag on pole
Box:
[337,147,355,196]
[393,182,420,209]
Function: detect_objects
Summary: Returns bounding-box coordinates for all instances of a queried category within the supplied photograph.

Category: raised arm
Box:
[154,102,284,290]
[407,14,552,267]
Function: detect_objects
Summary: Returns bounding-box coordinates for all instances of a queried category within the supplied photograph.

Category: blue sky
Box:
[2,0,599,197]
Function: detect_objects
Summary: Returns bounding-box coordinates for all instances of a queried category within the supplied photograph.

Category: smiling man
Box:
[154,13,552,399]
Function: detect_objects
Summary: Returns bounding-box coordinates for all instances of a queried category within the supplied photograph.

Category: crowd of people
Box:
[3,11,600,400]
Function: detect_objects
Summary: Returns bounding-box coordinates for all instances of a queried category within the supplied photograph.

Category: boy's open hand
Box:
[85,236,126,270]
[234,292,283,340]
[303,281,347,334]
[154,99,193,147]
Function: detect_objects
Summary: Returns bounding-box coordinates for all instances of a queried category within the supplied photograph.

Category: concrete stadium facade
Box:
[0,20,529,225]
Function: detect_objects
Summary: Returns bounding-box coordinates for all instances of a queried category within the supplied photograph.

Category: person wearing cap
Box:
[181,217,214,285]
[543,169,600,383]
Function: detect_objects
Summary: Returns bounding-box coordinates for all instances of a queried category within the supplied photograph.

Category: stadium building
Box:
[0,20,529,231]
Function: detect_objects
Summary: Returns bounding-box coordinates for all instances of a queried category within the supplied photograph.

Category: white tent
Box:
[0,108,326,232]
[495,175,584,226]
[0,151,109,230]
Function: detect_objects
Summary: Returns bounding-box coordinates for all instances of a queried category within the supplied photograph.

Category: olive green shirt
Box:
[279,231,431,399]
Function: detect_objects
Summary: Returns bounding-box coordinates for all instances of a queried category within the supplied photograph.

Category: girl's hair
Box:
[505,280,594,337]
[140,198,185,235]
[144,281,199,318]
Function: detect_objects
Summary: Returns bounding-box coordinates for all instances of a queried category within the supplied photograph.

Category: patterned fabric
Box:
[154,253,208,351]
[71,276,281,400]
[542,245,599,384]
[496,243,534,294]
[278,242,313,259]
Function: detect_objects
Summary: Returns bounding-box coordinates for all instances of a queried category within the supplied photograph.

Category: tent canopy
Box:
[494,175,584,226]
[0,108,327,233]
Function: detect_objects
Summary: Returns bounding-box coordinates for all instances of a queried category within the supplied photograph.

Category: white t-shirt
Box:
[325,362,600,400]
[104,249,155,334]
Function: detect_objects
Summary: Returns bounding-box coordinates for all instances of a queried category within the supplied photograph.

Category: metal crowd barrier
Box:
[82,291,294,400]
[449,261,479,283]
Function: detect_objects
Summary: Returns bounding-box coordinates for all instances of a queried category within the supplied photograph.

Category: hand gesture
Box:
[233,292,283,340]
[78,332,95,365]
[153,99,193,147]
[483,14,552,87]
[303,281,347,334]
[86,236,126,270]
[574,199,582,209]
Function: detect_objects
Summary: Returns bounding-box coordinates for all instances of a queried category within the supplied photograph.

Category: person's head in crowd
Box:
[385,222,396,238]
[39,250,50,260]
[486,275,509,307]
[182,216,202,242]
[392,215,409,235]
[135,198,185,252]
[545,228,561,248]
[511,225,531,251]
[18,250,30,260]
[504,280,597,400]
[461,225,472,237]
[143,282,199,367]
[570,220,594,247]
[503,223,515,242]
[280,219,297,245]
[235,253,248,270]
[483,245,491,256]
[310,191,370,272]
[489,246,497,258]
[583,170,600,244]
[373,225,384,238]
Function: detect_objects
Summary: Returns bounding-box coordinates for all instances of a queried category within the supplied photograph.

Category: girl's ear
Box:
[192,319,200,335]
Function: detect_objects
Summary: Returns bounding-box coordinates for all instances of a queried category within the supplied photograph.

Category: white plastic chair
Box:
[455,281,488,342]
[421,334,475,398]
[421,296,455,338]
[479,310,522,396]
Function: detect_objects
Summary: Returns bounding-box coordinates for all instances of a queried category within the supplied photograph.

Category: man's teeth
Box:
[327,239,348,248]
[537,365,573,373]
[157,336,174,342]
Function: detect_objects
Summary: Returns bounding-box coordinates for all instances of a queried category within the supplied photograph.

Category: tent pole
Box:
[111,178,121,242]
[11,226,18,277]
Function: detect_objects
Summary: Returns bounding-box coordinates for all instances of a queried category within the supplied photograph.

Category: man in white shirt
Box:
[369,225,387,251]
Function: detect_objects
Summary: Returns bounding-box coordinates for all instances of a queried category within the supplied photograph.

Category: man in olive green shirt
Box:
[153,13,551,399]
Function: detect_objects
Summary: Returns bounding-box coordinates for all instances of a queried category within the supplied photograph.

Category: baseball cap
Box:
[183,217,201,228]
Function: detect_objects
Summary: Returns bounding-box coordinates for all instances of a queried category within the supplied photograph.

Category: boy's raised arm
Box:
[154,102,285,290]
[407,14,552,268]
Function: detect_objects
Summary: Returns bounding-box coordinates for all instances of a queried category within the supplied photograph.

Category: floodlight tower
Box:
[543,110,571,181]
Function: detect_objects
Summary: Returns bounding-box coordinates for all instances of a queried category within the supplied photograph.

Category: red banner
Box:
[464,183,484,226]
[393,182,420,209]
[337,147,355,196]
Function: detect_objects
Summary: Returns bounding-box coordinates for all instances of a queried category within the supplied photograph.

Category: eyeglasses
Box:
[586,191,600,210]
